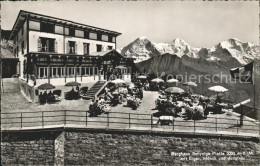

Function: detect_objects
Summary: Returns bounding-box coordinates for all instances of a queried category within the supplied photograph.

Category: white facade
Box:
[29,31,115,54]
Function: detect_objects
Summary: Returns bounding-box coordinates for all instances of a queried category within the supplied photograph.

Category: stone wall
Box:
[1,130,59,165]
[1,129,260,165]
[64,130,260,165]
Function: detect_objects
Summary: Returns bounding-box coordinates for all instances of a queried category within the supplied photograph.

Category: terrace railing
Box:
[1,110,260,136]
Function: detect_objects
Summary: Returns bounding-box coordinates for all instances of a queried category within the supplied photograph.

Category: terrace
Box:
[2,89,259,138]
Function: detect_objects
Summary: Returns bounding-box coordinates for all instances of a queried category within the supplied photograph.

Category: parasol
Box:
[65,81,81,87]
[183,81,197,87]
[151,78,164,83]
[128,82,135,89]
[115,65,127,69]
[208,86,228,93]
[165,87,185,94]
[111,79,125,84]
[137,75,147,79]
[167,78,179,83]
[38,83,55,90]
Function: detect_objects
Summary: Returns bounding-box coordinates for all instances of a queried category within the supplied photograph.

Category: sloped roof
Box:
[9,10,122,40]
[90,49,134,59]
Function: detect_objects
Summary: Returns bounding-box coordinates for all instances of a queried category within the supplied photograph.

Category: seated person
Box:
[43,91,48,98]
[215,96,222,104]
[98,97,105,105]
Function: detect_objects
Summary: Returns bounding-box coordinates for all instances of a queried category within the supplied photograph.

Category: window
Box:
[68,41,76,54]
[21,41,24,54]
[97,33,102,41]
[83,43,90,55]
[38,37,55,52]
[40,22,55,33]
[89,32,97,40]
[96,44,102,52]
[75,30,84,37]
[102,35,108,41]
[84,31,89,39]
[55,25,63,34]
[108,46,113,50]
[108,36,113,42]
[69,28,75,36]
[112,37,116,43]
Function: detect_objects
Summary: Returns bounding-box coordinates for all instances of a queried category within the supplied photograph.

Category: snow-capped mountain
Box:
[121,37,260,64]
[121,37,161,63]
[207,38,260,64]
[153,38,200,59]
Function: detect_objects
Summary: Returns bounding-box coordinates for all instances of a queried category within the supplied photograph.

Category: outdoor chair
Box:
[80,87,89,95]
[47,95,56,103]
[39,95,46,105]
[53,90,62,96]
[65,92,73,100]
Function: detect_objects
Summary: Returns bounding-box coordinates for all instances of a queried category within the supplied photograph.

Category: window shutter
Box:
[38,38,42,52]
[55,40,58,53]
[66,42,69,54]
[75,43,77,54]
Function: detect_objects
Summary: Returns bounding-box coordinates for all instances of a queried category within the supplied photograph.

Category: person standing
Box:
[140,88,143,100]
[76,85,80,92]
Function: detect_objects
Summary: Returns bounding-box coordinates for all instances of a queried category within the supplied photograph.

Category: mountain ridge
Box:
[120,37,260,64]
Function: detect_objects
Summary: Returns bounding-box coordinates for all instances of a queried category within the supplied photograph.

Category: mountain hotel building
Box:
[9,10,135,101]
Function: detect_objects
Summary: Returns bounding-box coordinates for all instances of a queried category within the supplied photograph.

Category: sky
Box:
[2,1,259,49]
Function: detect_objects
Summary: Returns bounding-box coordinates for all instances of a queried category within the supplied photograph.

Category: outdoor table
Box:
[184,98,191,102]
[158,116,174,125]
[217,103,228,107]
[159,116,174,121]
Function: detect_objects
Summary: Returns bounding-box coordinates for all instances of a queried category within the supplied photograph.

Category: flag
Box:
[230,61,254,84]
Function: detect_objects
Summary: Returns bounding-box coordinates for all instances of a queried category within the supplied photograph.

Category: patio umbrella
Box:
[115,65,127,69]
[167,78,179,83]
[183,81,197,87]
[208,85,228,98]
[128,82,135,89]
[65,81,81,87]
[151,78,164,83]
[183,81,197,94]
[38,83,55,90]
[165,87,185,94]
[112,91,119,95]
[208,86,228,93]
[137,75,147,79]
[111,79,125,84]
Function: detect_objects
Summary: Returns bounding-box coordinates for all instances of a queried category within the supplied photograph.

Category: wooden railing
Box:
[1,110,259,136]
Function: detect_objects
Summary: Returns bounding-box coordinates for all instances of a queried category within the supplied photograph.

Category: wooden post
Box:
[194,120,196,133]
[151,115,153,129]
[21,112,23,128]
[216,117,217,132]
[237,120,239,133]
[81,65,83,82]
[42,111,44,128]
[86,111,88,126]
[74,65,77,82]
[47,56,50,84]
[64,65,67,83]
[64,110,67,125]
[107,113,109,127]
[172,119,174,131]
[93,65,95,80]
[129,113,131,128]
